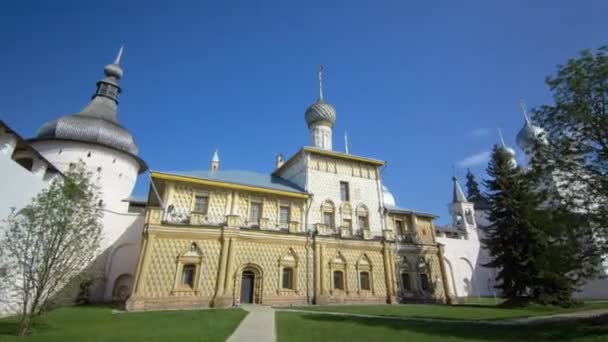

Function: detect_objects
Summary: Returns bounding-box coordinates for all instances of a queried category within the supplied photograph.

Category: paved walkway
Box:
[227,305,276,342]
[276,308,608,326]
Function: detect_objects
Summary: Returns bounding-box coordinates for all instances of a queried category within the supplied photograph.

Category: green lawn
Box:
[276,311,608,342]
[288,302,608,321]
[0,306,247,341]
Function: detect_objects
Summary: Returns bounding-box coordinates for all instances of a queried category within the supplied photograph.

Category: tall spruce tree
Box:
[482,146,546,302]
[465,169,482,199]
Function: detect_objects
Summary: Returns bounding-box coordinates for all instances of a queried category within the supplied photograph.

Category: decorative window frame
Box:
[277,248,299,294]
[356,204,370,230]
[277,201,291,230]
[171,242,204,294]
[247,196,264,227]
[356,254,374,294]
[329,252,347,294]
[321,200,336,232]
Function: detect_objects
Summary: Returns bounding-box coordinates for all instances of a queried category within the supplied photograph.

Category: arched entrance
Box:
[241,271,255,303]
[237,264,263,304]
[112,274,134,301]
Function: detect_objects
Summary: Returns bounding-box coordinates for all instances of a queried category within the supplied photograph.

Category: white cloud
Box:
[458,151,492,167]
[470,127,491,137]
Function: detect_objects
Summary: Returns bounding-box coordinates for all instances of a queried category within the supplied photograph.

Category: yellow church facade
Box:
[126,67,448,311]
[126,150,447,311]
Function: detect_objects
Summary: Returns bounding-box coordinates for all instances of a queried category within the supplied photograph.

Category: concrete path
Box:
[276,308,608,326]
[227,305,276,342]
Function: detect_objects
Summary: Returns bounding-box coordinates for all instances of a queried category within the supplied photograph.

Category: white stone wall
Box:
[437,232,497,298]
[0,153,53,316]
[305,154,383,235]
[31,140,145,302]
[32,140,140,215]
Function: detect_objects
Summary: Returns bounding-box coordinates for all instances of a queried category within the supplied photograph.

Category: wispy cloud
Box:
[470,127,491,138]
[458,151,491,167]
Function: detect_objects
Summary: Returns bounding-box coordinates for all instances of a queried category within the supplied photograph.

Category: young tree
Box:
[0,162,102,335]
[482,146,546,302]
[533,46,608,244]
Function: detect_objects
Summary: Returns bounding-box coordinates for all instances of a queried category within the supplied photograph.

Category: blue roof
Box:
[155,170,306,194]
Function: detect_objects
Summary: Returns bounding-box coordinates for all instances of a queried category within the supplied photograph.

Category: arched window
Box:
[322,200,335,231]
[465,208,474,225]
[333,270,344,290]
[181,264,196,287]
[420,273,430,291]
[401,273,411,291]
[356,254,373,293]
[356,205,369,230]
[282,268,294,289]
[172,242,203,293]
[359,272,370,290]
[330,252,347,292]
[278,248,298,292]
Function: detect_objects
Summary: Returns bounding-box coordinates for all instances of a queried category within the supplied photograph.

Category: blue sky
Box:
[1,1,606,223]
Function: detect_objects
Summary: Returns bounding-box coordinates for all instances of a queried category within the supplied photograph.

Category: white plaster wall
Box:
[306,159,383,236]
[437,234,496,298]
[32,141,139,214]
[0,154,52,316]
[103,212,144,300]
[0,155,49,224]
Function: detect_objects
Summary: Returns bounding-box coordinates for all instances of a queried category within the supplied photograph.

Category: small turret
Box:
[211,149,219,172]
[275,154,284,169]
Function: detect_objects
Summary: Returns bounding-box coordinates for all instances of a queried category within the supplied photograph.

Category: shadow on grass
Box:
[0,321,18,336]
[297,313,608,341]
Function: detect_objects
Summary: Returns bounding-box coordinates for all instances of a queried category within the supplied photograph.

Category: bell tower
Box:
[449,175,477,232]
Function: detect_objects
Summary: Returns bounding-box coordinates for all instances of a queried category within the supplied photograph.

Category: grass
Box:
[287,302,608,321]
[276,311,608,342]
[0,305,247,341]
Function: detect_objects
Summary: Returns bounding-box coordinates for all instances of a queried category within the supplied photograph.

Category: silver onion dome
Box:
[32,47,146,171]
[516,121,544,151]
[305,99,336,127]
[515,99,546,152]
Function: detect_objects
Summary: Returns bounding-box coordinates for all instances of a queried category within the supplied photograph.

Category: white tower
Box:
[449,175,477,233]
[304,65,336,150]
[30,47,147,218]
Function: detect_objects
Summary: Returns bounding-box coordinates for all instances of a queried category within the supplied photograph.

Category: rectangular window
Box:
[324,212,334,230]
[333,270,344,290]
[194,196,209,214]
[181,264,196,288]
[420,273,430,291]
[282,268,293,289]
[279,206,290,226]
[401,273,411,291]
[395,220,404,234]
[249,202,262,223]
[358,215,368,229]
[360,272,370,290]
[340,181,350,201]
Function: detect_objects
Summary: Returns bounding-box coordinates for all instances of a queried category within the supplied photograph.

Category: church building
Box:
[126,66,448,310]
